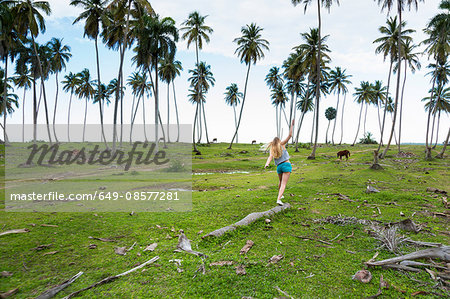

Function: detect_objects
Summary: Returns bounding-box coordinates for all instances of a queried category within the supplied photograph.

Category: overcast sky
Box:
[6,0,448,144]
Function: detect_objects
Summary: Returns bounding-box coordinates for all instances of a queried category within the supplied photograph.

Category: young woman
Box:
[264,120,294,205]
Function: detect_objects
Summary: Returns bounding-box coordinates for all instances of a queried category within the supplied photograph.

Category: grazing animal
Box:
[212,138,217,143]
[251,140,257,145]
[337,150,351,160]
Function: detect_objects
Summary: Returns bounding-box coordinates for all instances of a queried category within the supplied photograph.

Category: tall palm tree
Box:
[423,85,450,148]
[181,11,213,146]
[294,90,314,151]
[270,83,289,137]
[265,66,285,136]
[127,71,152,142]
[188,61,215,144]
[373,16,414,155]
[291,0,340,159]
[394,39,420,152]
[71,0,109,146]
[134,14,178,151]
[11,0,52,142]
[62,72,79,142]
[329,67,351,145]
[352,81,374,146]
[13,70,32,142]
[48,37,71,142]
[228,23,269,149]
[371,80,387,138]
[159,55,182,143]
[75,69,94,142]
[0,67,19,141]
[224,83,243,143]
[324,106,336,144]
[374,0,424,159]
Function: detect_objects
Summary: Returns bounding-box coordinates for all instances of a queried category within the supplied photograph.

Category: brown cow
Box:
[337,150,351,160]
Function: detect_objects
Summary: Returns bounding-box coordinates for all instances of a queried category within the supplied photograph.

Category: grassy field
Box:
[0,143,449,298]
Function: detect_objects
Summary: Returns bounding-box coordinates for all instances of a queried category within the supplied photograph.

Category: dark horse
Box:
[337,150,351,160]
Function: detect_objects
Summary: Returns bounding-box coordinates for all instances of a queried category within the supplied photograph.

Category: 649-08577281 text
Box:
[9,191,180,201]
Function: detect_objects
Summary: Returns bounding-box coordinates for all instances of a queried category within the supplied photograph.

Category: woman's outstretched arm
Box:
[264,154,273,168]
[281,120,295,145]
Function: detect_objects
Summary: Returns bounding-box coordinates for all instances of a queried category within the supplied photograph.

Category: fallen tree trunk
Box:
[62,256,159,299]
[202,204,291,238]
[366,246,450,267]
[36,272,83,299]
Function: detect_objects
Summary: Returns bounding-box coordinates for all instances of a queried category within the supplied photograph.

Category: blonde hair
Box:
[268,137,282,159]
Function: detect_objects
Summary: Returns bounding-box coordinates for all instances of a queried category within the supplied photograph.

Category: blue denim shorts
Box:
[276,162,292,174]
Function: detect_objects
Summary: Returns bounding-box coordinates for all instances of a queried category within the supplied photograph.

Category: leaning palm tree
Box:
[224,83,243,143]
[0,67,19,141]
[13,70,33,142]
[270,83,289,137]
[11,0,52,143]
[181,11,213,145]
[294,90,314,151]
[133,14,178,151]
[265,66,285,136]
[329,67,351,145]
[71,0,109,146]
[291,0,340,159]
[373,16,414,156]
[62,72,80,142]
[75,69,95,142]
[423,85,450,149]
[228,23,269,149]
[394,39,420,152]
[48,37,71,143]
[324,106,336,144]
[352,81,374,146]
[371,80,387,138]
[374,0,424,159]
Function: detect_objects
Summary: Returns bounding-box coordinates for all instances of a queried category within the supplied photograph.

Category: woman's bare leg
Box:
[278,173,282,191]
[277,172,291,201]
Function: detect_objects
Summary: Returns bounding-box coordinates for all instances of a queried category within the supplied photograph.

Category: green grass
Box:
[0,143,448,298]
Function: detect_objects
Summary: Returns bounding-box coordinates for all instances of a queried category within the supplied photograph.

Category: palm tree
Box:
[75,69,95,142]
[11,0,52,142]
[374,0,424,159]
[224,83,243,143]
[371,80,387,138]
[62,72,79,142]
[134,14,178,151]
[71,0,109,146]
[48,37,71,142]
[294,90,314,151]
[291,0,340,159]
[324,106,336,144]
[270,83,289,137]
[228,23,269,149]
[13,70,32,142]
[373,16,414,154]
[265,66,285,136]
[188,61,215,144]
[329,67,352,145]
[127,71,152,142]
[423,85,450,149]
[394,39,420,152]
[159,55,182,143]
[181,11,213,147]
[0,67,19,140]
[352,81,374,146]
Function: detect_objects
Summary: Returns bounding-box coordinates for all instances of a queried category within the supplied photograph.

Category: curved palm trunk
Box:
[363,102,368,136]
[82,97,87,142]
[425,80,436,160]
[310,105,316,145]
[158,110,167,148]
[172,82,180,142]
[352,103,364,146]
[282,106,289,126]
[332,92,340,145]
[33,77,37,142]
[52,72,59,143]
[202,101,210,143]
[275,105,279,137]
[325,119,331,144]
[339,93,347,145]
[308,0,322,160]
[22,87,27,143]
[142,93,148,142]
[233,105,238,143]
[436,127,449,158]
[67,92,73,142]
[130,95,136,125]
[196,102,202,143]
[155,63,160,151]
[167,83,170,143]
[192,102,199,152]
[228,63,251,149]
[376,100,382,145]
[294,109,307,152]
[430,107,437,148]
[433,110,441,149]
[291,91,298,144]
[398,60,407,152]
[130,95,141,143]
[120,72,124,147]
[380,6,403,159]
[94,37,107,148]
